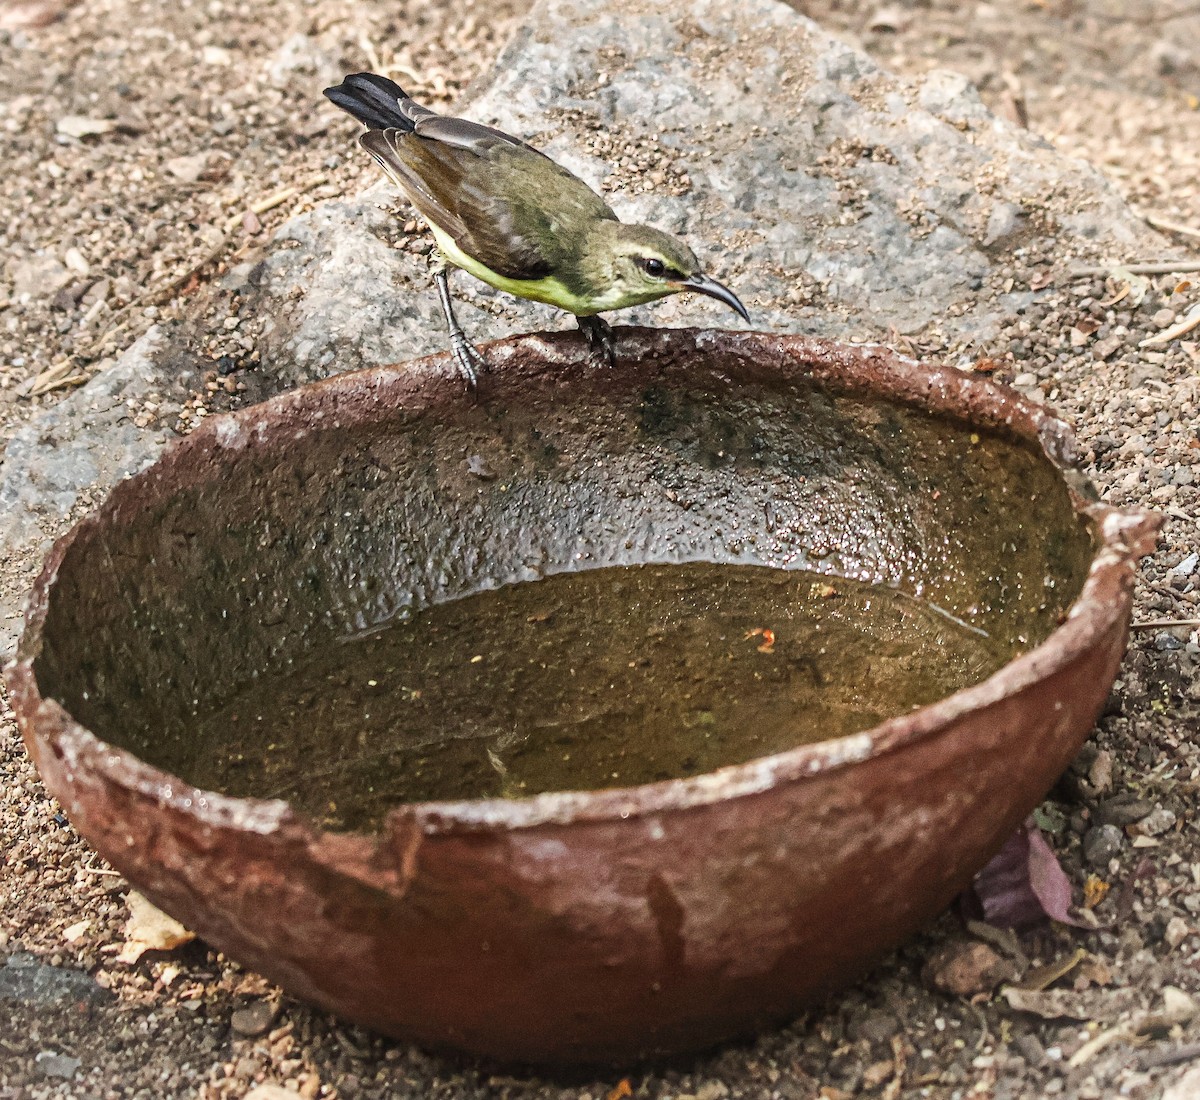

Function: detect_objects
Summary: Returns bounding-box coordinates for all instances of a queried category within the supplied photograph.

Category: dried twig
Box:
[1070,261,1200,277]
[1102,2,1200,22]
[1068,1023,1135,1068]
[1140,302,1200,347]
[222,174,328,232]
[882,1035,907,1100]
[18,358,89,398]
[1129,619,1200,631]
[1146,215,1200,241]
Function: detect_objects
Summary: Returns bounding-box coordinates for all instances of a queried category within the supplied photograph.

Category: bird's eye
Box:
[642,258,666,278]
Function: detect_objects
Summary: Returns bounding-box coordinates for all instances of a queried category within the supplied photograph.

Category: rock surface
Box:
[0,0,1167,649]
[0,951,111,1007]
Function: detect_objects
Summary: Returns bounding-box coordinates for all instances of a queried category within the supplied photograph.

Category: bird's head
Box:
[582,222,750,320]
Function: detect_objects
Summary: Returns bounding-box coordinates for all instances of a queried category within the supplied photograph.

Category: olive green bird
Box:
[324,72,749,387]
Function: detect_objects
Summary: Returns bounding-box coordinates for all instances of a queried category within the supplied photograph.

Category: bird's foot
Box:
[448,331,487,391]
[577,315,617,368]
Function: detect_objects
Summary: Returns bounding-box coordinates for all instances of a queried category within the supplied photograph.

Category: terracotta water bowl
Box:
[6,329,1157,1065]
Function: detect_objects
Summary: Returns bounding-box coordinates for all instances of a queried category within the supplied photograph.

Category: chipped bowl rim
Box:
[5,328,1160,838]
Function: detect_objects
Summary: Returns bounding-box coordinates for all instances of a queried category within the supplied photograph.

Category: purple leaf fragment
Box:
[971,818,1088,929]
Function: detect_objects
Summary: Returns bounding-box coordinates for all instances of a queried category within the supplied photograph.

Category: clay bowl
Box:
[7,329,1156,1065]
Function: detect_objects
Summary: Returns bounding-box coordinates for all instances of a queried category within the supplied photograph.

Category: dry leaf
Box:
[1098,283,1130,308]
[116,891,196,964]
[1002,985,1139,1021]
[604,1081,633,1100]
[1106,267,1151,308]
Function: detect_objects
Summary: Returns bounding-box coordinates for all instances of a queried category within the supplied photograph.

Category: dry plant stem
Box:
[1102,1,1200,21]
[1145,215,1200,241]
[1069,261,1200,277]
[1068,1023,1136,1069]
[222,175,328,232]
[1128,619,1200,631]
[1140,304,1200,347]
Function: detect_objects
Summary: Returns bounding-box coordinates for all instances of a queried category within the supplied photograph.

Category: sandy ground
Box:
[2,0,1200,1098]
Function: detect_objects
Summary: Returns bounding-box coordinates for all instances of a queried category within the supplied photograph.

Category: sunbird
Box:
[324,72,750,387]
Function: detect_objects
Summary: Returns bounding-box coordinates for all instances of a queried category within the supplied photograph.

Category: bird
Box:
[323,72,750,387]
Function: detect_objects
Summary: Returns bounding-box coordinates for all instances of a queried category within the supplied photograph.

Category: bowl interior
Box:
[29,339,1095,829]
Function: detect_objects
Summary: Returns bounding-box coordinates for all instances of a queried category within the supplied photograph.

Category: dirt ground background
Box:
[2,0,1200,1097]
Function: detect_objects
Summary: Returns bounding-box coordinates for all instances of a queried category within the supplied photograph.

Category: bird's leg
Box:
[432,254,487,389]
[576,314,617,368]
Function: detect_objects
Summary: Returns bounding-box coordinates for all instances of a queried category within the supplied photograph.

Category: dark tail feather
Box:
[323,72,415,132]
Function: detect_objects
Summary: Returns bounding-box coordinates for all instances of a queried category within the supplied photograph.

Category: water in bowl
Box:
[185,561,1016,830]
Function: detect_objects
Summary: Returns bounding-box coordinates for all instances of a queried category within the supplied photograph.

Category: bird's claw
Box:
[578,316,617,368]
[449,332,487,391]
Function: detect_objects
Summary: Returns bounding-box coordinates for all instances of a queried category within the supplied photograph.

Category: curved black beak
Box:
[682,272,750,323]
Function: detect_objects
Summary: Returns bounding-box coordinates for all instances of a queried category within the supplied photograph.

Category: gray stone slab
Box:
[0,0,1164,655]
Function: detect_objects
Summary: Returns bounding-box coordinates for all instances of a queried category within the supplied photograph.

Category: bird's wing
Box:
[411,113,544,156]
[360,125,614,282]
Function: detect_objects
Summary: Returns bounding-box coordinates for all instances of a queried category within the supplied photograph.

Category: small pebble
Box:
[1014,1032,1047,1066]
[230,998,280,1038]
[922,941,1016,996]
[34,1052,80,1079]
[1137,806,1178,836]
[1095,797,1154,826]
[1088,749,1114,794]
[1164,1065,1200,1100]
[1083,824,1125,867]
[1174,552,1200,577]
[1165,916,1192,949]
[851,1010,901,1044]
[1162,985,1199,1024]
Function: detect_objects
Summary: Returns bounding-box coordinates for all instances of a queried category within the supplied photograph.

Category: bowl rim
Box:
[4,328,1161,837]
